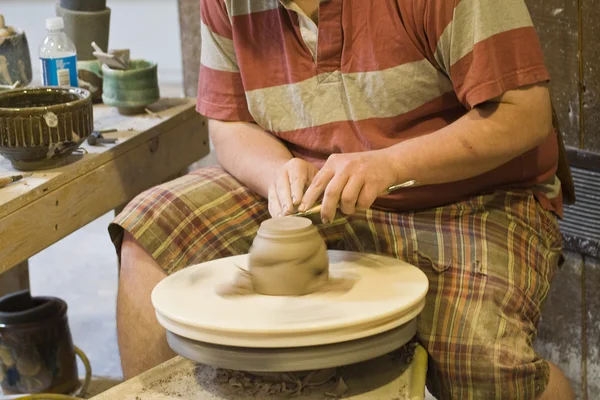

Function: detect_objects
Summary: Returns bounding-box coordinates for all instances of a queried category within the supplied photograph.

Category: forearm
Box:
[385,85,553,186]
[209,119,293,198]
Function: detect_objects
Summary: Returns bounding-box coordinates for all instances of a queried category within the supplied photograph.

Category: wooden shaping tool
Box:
[0,173,32,189]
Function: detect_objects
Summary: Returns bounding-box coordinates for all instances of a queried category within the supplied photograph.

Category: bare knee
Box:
[538,361,575,400]
[120,231,160,273]
[118,232,174,379]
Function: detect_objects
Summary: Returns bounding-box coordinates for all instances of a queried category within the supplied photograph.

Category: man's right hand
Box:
[268,158,319,218]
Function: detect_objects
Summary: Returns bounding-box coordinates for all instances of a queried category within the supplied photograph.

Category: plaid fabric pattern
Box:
[110,166,563,399]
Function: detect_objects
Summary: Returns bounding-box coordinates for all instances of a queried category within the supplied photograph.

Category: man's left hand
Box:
[299,150,399,223]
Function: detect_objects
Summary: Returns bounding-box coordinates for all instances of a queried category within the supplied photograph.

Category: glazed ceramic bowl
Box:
[102,60,160,115]
[0,87,93,171]
[0,30,33,88]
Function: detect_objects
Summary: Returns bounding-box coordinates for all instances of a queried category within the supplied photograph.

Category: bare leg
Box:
[117,231,175,380]
[539,361,575,400]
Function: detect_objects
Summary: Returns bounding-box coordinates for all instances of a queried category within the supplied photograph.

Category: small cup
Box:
[101,59,160,115]
[248,217,329,296]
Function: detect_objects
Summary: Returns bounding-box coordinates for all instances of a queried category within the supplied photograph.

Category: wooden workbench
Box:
[0,97,209,280]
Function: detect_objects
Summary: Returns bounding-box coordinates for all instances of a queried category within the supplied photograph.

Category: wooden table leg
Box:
[0,260,30,297]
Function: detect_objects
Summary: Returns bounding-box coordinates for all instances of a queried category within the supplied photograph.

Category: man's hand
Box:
[268,158,319,218]
[299,150,399,223]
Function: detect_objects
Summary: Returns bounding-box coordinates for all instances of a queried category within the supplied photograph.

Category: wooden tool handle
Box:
[0,173,30,189]
[0,176,17,188]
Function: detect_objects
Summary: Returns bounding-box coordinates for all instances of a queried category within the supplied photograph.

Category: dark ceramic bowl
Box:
[0,87,93,171]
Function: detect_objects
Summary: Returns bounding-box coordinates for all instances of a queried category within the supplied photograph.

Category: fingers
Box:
[299,168,335,215]
[355,185,379,211]
[320,173,349,223]
[289,171,306,207]
[268,184,283,218]
[339,178,364,215]
[275,169,293,215]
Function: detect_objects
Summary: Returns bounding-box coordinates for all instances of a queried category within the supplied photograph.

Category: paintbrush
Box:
[293,179,418,217]
[0,173,32,189]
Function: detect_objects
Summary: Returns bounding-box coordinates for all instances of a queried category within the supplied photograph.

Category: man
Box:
[109,0,575,398]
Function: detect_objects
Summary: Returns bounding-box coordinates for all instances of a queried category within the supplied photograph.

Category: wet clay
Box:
[223,217,329,297]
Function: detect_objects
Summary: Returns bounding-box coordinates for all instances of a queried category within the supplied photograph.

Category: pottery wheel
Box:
[166,319,417,372]
[152,250,429,349]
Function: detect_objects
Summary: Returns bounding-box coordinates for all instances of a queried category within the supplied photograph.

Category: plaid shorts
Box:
[109,166,563,400]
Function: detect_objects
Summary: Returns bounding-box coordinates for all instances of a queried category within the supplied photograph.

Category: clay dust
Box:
[196,366,347,399]
[138,364,346,399]
[128,347,415,400]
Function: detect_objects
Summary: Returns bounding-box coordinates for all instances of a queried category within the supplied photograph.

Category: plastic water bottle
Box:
[39,17,78,87]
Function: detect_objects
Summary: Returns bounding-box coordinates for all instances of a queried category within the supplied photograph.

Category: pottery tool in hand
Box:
[0,173,32,189]
[293,179,418,217]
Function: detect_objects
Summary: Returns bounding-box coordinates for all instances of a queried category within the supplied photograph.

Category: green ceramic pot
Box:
[102,60,160,115]
[0,87,93,171]
[0,30,33,88]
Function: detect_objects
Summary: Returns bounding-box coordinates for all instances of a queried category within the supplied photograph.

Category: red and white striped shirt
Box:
[197,0,561,213]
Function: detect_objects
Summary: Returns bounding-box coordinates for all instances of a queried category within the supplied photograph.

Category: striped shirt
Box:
[197,0,562,214]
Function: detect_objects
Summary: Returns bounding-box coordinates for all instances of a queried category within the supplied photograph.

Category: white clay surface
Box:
[152,251,428,348]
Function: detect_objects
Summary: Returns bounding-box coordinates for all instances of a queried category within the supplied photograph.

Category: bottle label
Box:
[40,55,79,87]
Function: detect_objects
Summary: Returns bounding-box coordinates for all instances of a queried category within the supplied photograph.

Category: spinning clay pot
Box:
[248,217,329,296]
